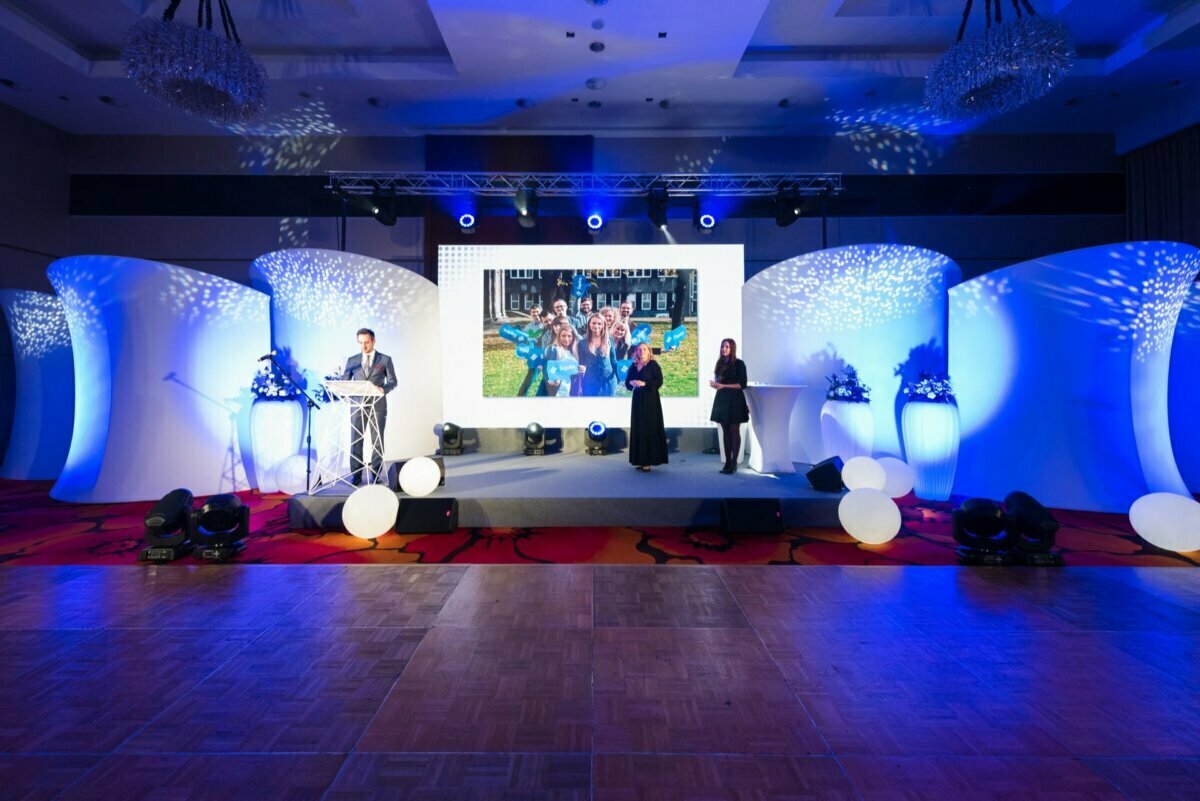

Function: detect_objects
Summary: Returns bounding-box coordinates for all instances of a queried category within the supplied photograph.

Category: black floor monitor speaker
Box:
[721,498,784,535]
[395,498,459,533]
[806,457,844,493]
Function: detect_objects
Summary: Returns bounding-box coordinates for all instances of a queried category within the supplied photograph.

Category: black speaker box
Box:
[386,457,446,491]
[395,498,459,533]
[721,498,784,535]
[805,457,844,493]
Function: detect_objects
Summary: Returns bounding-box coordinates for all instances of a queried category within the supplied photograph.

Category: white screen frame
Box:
[439,244,744,428]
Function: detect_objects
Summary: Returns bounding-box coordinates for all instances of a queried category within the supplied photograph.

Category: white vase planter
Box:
[249,397,303,492]
[820,400,874,462]
[901,401,960,501]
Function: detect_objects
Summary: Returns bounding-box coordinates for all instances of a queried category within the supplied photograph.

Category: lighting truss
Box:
[327,171,843,198]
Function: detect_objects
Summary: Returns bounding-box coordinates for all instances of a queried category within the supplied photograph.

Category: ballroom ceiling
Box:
[0,0,1198,148]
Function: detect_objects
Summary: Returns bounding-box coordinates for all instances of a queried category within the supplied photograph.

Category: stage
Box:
[288,451,843,530]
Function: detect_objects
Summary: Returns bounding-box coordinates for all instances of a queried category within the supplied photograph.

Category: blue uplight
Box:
[698,213,716,230]
[588,420,607,439]
[586,213,605,232]
[458,212,476,231]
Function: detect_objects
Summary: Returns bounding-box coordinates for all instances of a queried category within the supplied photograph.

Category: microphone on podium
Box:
[257,350,277,362]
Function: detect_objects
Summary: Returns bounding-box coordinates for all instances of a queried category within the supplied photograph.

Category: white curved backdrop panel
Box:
[250,249,442,461]
[0,290,75,479]
[48,256,269,502]
[950,241,1196,512]
[1169,285,1200,493]
[743,244,960,462]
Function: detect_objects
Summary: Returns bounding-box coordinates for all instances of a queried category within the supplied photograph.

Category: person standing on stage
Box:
[342,327,397,484]
[709,338,749,474]
[625,341,668,471]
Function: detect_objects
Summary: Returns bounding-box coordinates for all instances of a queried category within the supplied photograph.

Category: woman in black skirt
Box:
[709,338,749,473]
[625,342,668,471]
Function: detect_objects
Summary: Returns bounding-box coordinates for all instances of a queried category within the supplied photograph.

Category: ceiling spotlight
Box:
[773,188,801,228]
[515,188,538,228]
[586,421,608,455]
[586,213,606,234]
[646,186,669,231]
[694,201,716,234]
[458,212,476,234]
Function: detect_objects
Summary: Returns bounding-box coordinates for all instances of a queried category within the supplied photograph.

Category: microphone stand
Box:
[266,356,322,495]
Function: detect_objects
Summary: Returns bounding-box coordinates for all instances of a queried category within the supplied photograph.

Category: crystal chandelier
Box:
[123,0,268,124]
[925,0,1073,120]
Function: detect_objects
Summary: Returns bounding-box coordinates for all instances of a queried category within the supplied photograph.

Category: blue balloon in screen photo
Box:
[546,357,580,384]
[499,324,528,345]
[663,325,687,351]
[525,351,544,369]
[629,324,652,346]
[516,342,535,360]
[571,274,589,298]
[616,359,633,381]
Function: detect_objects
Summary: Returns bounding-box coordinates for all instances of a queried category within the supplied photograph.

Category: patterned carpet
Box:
[0,479,1195,567]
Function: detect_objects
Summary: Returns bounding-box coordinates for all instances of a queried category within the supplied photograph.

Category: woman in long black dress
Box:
[625,342,668,471]
[709,338,749,474]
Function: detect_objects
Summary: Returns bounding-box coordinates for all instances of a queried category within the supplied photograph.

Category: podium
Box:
[314,380,385,492]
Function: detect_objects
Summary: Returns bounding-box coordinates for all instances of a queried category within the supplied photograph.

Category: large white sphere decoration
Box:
[841,456,887,492]
[877,456,915,499]
[273,454,311,496]
[399,456,441,497]
[342,485,399,540]
[838,488,902,545]
[1129,493,1200,553]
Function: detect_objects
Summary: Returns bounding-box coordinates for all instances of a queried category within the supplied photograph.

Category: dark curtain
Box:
[1125,125,1200,246]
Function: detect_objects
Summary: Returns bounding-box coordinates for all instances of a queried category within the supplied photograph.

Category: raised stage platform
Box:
[288,450,843,530]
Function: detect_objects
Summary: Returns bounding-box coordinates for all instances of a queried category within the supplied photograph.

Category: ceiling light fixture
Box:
[123,0,268,124]
[925,0,1073,120]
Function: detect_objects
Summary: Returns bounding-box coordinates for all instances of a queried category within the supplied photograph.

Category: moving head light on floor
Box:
[140,488,196,562]
[193,494,250,562]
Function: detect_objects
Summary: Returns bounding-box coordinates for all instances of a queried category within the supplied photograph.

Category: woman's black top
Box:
[709,358,749,425]
[625,360,668,466]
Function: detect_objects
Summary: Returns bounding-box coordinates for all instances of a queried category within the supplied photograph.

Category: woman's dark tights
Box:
[722,423,742,468]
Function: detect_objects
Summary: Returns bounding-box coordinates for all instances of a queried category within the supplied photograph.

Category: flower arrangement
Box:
[825,365,871,403]
[251,361,303,400]
[311,363,347,404]
[904,372,955,404]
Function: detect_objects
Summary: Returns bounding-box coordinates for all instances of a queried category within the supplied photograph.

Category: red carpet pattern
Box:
[0,480,1195,567]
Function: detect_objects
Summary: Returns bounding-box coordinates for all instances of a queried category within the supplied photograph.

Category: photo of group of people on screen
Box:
[482,269,698,398]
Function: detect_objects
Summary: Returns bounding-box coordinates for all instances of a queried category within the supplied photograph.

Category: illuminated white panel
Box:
[48,256,269,502]
[438,245,743,428]
[0,290,74,479]
[951,242,1196,513]
[743,244,960,462]
[1168,284,1200,492]
[250,249,442,459]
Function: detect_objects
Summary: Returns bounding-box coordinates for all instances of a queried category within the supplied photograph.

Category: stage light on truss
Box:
[586,212,606,234]
[193,493,250,562]
[139,487,195,562]
[371,194,397,226]
[646,186,669,231]
[586,421,609,455]
[773,188,801,227]
[693,200,717,234]
[524,422,546,456]
[457,212,476,234]
[441,422,464,456]
[515,188,538,229]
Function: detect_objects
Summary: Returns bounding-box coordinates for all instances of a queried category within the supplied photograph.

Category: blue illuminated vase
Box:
[901,401,960,501]
[249,397,303,493]
[820,400,874,462]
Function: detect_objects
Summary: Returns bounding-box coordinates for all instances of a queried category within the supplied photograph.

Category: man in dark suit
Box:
[342,327,397,485]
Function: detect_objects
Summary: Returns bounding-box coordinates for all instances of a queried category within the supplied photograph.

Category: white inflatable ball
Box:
[273,454,311,496]
[1129,493,1200,553]
[342,485,399,540]
[877,456,915,499]
[399,456,442,497]
[838,488,902,545]
[841,456,887,492]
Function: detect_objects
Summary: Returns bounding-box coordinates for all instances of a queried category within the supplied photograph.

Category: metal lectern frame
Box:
[314,380,385,493]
